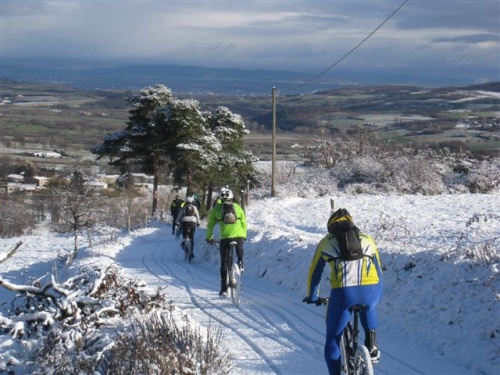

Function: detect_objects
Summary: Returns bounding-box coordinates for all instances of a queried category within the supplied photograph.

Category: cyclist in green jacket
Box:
[206,188,247,297]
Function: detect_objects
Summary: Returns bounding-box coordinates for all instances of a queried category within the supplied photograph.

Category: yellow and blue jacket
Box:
[306,233,382,299]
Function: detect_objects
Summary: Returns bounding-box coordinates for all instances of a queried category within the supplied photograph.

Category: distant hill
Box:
[3,59,498,96]
[1,59,342,96]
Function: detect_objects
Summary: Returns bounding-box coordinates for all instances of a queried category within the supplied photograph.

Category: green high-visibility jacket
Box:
[206,202,247,240]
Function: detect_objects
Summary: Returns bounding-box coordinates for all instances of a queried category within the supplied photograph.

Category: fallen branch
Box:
[0,241,23,264]
[0,275,63,310]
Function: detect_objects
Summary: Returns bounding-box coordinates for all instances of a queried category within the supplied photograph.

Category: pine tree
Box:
[204,106,258,206]
[92,84,172,215]
[155,98,221,194]
[92,84,257,214]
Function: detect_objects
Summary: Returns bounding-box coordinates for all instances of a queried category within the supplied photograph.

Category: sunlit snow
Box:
[1,193,499,374]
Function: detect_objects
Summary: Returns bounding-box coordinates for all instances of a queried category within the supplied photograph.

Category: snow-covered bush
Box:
[0,262,230,374]
[443,213,500,265]
[98,314,231,375]
[332,156,384,188]
[383,154,448,194]
[252,148,500,198]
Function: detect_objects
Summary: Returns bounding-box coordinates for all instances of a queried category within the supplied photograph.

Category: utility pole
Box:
[271,87,276,197]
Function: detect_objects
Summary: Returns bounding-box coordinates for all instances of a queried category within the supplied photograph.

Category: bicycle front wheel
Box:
[354,345,374,375]
[229,263,242,305]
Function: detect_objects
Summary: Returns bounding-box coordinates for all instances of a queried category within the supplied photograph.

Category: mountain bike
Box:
[310,298,374,375]
[207,239,242,305]
[182,226,194,263]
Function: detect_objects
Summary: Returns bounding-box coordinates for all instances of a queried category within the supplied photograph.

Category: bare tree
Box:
[50,173,102,263]
[306,126,383,167]
[0,196,35,238]
[121,188,148,233]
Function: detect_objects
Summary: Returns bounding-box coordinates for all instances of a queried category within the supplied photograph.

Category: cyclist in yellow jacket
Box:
[303,208,383,375]
[206,188,247,297]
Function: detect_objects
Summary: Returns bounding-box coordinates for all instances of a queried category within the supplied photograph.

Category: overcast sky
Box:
[1,0,499,82]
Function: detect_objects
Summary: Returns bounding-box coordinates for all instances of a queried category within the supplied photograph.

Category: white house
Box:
[7,174,24,183]
[83,180,108,190]
[33,151,62,158]
[32,176,50,186]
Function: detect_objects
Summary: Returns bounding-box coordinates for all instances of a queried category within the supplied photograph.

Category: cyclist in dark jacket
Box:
[303,208,383,375]
[170,195,184,235]
[176,196,201,257]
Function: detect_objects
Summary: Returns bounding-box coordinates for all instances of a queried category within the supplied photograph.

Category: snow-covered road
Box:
[115,227,477,375]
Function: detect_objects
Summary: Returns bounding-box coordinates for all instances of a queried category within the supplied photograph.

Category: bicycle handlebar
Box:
[315,297,329,306]
[206,239,238,246]
[303,297,329,306]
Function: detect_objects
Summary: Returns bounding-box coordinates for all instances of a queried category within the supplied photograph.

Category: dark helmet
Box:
[327,208,353,234]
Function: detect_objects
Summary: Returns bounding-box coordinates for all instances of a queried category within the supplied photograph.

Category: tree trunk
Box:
[206,182,214,210]
[152,151,159,215]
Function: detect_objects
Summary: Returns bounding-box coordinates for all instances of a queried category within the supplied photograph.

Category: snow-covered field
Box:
[1,193,499,374]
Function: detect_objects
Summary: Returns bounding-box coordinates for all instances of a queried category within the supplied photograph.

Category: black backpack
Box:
[330,220,364,261]
[222,202,237,224]
[185,204,195,217]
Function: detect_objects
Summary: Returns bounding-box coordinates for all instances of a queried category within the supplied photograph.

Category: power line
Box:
[281,0,409,94]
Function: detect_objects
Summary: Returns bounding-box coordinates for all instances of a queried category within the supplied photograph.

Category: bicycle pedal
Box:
[370,349,380,364]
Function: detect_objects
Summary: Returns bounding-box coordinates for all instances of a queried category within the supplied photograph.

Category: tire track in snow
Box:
[163,243,326,358]
[133,227,430,375]
[145,236,286,375]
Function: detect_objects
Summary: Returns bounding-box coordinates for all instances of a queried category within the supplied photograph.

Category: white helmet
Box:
[186,196,195,203]
[220,188,233,201]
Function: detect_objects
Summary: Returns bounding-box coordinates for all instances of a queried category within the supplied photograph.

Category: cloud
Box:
[1,0,499,80]
[395,0,500,32]
[433,33,499,44]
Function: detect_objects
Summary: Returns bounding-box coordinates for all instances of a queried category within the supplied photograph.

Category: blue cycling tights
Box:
[324,284,382,375]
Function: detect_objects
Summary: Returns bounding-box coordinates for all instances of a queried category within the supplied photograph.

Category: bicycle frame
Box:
[341,307,359,374]
[312,300,373,375]
[207,239,242,304]
[341,305,373,375]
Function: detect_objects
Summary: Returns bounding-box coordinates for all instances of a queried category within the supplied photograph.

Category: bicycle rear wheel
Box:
[354,345,374,375]
[229,262,242,305]
[184,237,191,263]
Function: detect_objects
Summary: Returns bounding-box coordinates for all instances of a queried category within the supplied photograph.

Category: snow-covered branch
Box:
[0,241,23,264]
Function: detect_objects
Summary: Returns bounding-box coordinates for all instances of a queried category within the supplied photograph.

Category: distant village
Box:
[455,116,500,129]
[31,151,63,159]
[2,171,154,196]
